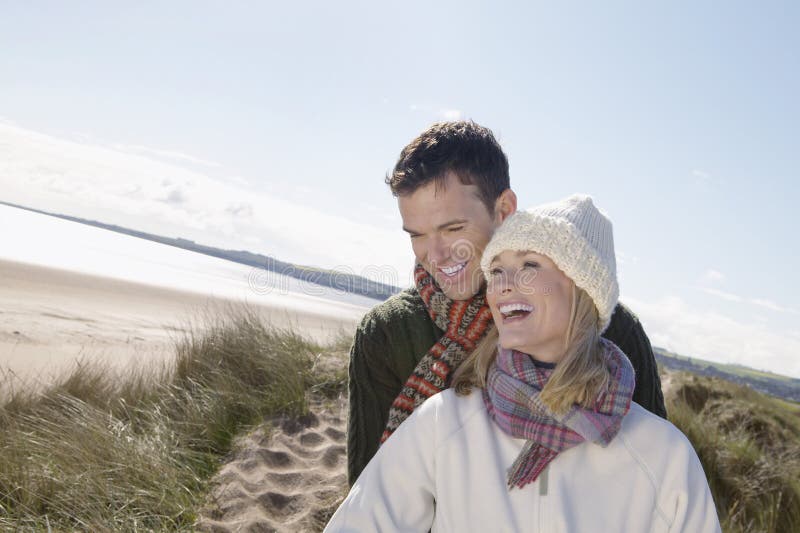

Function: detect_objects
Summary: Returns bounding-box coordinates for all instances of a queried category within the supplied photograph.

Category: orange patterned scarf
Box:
[381,264,493,443]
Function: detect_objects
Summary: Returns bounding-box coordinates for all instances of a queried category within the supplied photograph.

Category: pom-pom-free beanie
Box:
[480,194,618,332]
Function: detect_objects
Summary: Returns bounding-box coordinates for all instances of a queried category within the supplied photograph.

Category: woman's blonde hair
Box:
[452,283,611,414]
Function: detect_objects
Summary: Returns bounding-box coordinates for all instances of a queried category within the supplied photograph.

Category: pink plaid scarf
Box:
[482,338,635,489]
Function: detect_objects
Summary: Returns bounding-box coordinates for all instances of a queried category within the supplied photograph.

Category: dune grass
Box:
[0,307,348,531]
[10,307,798,532]
[668,373,800,533]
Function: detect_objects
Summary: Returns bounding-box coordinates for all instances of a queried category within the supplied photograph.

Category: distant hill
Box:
[655,347,800,403]
[0,201,402,301]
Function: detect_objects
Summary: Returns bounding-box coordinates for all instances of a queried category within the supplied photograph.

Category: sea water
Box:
[0,203,378,321]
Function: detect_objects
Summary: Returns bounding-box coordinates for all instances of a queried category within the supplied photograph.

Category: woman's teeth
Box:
[499,303,533,319]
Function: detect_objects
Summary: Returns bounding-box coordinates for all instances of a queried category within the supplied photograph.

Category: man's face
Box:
[398,172,510,300]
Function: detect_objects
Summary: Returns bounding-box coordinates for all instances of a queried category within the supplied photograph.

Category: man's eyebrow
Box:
[402,219,469,234]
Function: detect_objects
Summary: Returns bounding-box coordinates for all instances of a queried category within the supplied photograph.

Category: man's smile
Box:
[438,262,467,277]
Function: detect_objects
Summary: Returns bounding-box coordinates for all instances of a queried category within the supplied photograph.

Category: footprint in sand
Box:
[198,396,349,532]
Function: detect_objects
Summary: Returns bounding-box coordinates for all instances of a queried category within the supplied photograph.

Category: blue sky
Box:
[1,1,799,376]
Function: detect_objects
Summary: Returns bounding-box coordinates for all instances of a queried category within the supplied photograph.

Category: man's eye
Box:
[448,226,464,233]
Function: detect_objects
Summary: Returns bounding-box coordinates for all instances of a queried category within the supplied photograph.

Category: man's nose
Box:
[426,235,450,265]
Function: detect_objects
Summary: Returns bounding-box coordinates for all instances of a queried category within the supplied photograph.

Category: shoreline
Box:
[0,258,363,386]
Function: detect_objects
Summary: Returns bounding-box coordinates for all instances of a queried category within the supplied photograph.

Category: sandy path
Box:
[198,394,349,532]
[0,258,363,385]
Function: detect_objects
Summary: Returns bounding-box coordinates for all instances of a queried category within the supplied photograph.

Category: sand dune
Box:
[198,395,348,532]
[1,257,357,530]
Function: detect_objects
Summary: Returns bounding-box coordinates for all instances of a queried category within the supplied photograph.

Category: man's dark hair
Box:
[385,120,510,214]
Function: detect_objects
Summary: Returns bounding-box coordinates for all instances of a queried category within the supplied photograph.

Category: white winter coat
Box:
[326,389,720,532]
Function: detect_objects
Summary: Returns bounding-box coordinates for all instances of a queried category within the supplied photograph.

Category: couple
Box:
[326,122,720,532]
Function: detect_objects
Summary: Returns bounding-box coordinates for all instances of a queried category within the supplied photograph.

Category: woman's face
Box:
[486,250,574,364]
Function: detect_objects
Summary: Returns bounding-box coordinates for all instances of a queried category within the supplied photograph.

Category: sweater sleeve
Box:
[346,315,402,486]
[327,396,438,533]
[661,435,722,533]
[604,303,667,419]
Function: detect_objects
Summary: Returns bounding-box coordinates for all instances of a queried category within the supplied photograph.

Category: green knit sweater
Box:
[346,287,666,486]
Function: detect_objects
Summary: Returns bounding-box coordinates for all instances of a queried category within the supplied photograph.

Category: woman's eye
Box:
[489,268,503,276]
[523,261,540,269]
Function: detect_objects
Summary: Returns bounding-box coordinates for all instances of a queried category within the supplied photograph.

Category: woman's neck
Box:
[523,353,557,369]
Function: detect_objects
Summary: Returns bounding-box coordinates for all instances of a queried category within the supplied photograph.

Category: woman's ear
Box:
[494,189,518,223]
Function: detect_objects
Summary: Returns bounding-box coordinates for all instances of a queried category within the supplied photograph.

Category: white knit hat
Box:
[481,194,618,332]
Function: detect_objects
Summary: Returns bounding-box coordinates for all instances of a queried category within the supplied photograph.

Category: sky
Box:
[1,1,799,377]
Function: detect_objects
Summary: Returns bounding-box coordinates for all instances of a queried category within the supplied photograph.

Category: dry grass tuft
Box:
[0,306,344,531]
[668,373,800,533]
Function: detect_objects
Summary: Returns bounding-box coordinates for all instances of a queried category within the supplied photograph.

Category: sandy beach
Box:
[0,257,362,384]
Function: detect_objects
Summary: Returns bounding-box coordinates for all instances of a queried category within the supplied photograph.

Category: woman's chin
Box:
[497,336,528,354]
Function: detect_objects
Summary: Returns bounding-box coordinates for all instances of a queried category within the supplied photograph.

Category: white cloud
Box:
[408,104,464,121]
[702,268,725,284]
[113,143,222,168]
[225,175,251,187]
[0,122,414,286]
[691,169,725,186]
[626,295,800,378]
[617,251,640,264]
[700,287,742,302]
[749,298,799,314]
[699,286,798,314]
[438,109,463,120]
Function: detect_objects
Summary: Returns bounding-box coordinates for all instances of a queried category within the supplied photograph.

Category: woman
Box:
[325,194,720,532]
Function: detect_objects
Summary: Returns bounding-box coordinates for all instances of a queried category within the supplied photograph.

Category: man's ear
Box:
[494,189,517,223]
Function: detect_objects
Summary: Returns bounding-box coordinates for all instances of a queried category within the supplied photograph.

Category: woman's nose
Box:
[491,273,514,294]
[498,278,515,294]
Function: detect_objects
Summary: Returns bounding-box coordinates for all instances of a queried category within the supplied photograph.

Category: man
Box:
[347,121,666,485]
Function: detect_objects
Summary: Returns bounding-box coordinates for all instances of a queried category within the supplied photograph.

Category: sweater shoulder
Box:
[415,389,487,444]
[618,403,698,481]
[618,404,711,529]
[357,287,429,333]
[604,301,640,337]
[621,403,691,452]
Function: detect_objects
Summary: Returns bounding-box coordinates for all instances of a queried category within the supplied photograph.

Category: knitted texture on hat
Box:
[380,264,494,443]
[480,194,618,332]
